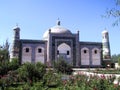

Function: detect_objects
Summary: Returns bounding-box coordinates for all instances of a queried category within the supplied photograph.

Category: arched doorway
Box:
[57,43,71,63]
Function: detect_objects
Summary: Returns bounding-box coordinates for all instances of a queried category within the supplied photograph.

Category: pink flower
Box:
[100,74,106,79]
[63,80,67,85]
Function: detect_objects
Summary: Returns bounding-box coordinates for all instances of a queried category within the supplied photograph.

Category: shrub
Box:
[17,62,46,82]
[34,62,46,80]
[54,58,73,75]
[0,61,9,76]
[9,58,20,70]
[43,70,61,87]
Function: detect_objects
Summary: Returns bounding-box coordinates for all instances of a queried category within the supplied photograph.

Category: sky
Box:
[0,0,120,55]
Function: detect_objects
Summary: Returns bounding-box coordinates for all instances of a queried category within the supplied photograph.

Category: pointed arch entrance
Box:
[57,43,71,63]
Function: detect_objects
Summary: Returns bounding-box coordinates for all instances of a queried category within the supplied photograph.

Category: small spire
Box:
[56,18,60,26]
[13,23,20,30]
[16,23,19,27]
[104,27,107,30]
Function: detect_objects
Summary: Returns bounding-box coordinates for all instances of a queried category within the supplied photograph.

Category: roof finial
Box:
[105,27,107,30]
[16,23,18,27]
[56,18,60,26]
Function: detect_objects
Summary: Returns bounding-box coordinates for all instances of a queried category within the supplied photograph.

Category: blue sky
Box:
[0,0,120,55]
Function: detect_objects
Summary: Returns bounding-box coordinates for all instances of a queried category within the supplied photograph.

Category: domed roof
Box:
[102,30,108,34]
[43,20,72,40]
[13,24,20,30]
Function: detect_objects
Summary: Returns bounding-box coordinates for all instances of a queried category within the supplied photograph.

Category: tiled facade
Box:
[10,20,111,68]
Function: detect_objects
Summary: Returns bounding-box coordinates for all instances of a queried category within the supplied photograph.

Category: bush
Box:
[43,70,61,87]
[0,58,19,76]
[9,58,20,70]
[17,62,46,82]
[0,61,9,76]
[54,58,73,75]
[34,62,46,80]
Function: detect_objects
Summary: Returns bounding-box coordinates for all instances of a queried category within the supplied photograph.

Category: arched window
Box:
[57,50,59,55]
[84,50,87,54]
[67,50,69,55]
[23,47,31,54]
[38,48,42,53]
[26,48,29,53]
[35,47,44,54]
[94,50,97,54]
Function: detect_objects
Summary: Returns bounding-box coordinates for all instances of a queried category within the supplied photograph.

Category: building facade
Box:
[10,20,111,67]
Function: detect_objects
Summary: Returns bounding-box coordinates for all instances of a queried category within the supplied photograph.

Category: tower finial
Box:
[104,27,107,30]
[56,18,60,26]
[16,23,18,27]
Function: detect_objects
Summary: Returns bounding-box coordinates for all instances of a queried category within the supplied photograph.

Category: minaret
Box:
[102,30,111,60]
[10,25,20,60]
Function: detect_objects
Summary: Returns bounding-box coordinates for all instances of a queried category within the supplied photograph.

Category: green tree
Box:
[0,58,19,76]
[9,58,20,70]
[111,54,120,63]
[118,57,120,66]
[0,40,10,62]
[0,61,9,76]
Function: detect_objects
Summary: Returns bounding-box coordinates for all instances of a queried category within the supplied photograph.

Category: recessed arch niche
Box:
[57,43,71,59]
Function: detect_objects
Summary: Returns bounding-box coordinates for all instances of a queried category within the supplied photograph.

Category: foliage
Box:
[111,54,120,63]
[54,58,73,75]
[103,0,120,26]
[1,69,120,90]
[43,69,61,87]
[118,57,120,66]
[0,49,9,62]
[0,58,19,76]
[0,40,11,76]
[35,62,46,80]
[0,40,10,62]
[9,58,20,70]
[17,62,46,82]
[0,61,10,76]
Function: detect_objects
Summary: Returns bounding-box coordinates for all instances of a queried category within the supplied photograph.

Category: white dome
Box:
[43,21,72,40]
[13,24,20,30]
[102,30,108,34]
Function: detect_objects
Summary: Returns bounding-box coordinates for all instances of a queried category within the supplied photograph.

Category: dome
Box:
[43,20,72,40]
[13,24,20,30]
[102,30,108,34]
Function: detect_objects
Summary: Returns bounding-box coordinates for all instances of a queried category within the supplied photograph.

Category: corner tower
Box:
[102,30,111,60]
[10,25,20,60]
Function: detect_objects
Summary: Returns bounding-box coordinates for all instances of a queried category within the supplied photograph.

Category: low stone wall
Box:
[115,63,120,69]
[73,70,120,84]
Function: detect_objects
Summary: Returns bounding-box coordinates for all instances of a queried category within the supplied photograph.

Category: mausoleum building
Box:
[10,20,111,67]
